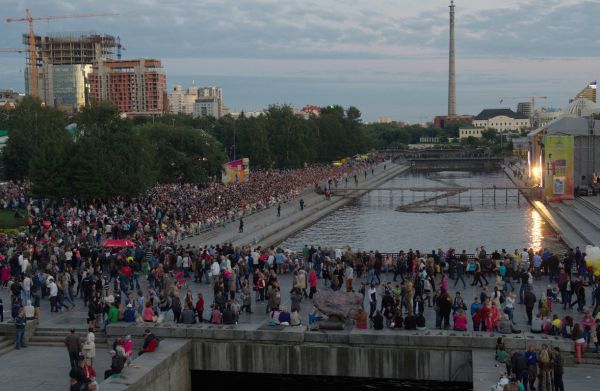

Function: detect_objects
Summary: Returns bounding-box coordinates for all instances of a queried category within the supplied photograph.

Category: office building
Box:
[472,109,530,132]
[169,85,198,114]
[193,86,223,118]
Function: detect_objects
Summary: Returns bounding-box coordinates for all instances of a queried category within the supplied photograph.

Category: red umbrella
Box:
[101,239,136,248]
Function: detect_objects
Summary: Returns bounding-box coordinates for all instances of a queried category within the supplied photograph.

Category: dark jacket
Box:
[511,351,527,373]
[65,334,82,353]
[524,291,536,308]
[110,354,126,373]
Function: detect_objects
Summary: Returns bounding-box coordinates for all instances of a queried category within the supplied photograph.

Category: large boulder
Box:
[313,291,363,320]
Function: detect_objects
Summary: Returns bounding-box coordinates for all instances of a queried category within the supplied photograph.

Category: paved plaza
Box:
[1,265,598,391]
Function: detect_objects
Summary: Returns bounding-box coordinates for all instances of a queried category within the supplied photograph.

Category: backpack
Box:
[539,349,550,364]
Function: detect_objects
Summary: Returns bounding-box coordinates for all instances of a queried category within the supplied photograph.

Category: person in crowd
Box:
[104,350,126,379]
[65,328,82,369]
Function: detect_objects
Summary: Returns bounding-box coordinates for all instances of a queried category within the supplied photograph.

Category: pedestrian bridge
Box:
[333,186,538,207]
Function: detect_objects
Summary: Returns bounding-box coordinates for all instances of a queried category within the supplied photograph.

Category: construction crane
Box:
[116,36,125,60]
[6,8,119,97]
[499,96,547,115]
[0,48,25,53]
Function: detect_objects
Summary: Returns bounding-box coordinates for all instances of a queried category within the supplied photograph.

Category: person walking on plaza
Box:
[300,198,305,211]
[553,347,564,391]
[82,328,96,366]
[14,307,26,350]
[308,268,318,299]
[277,203,281,217]
[65,328,82,369]
[525,344,538,391]
[368,283,377,319]
[238,218,244,233]
[454,257,466,288]
[524,288,536,326]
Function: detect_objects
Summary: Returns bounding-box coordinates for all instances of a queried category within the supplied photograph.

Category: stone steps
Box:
[29,327,109,348]
[569,199,600,230]
[0,336,12,357]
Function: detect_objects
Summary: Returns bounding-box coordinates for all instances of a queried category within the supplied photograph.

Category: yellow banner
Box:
[542,135,574,202]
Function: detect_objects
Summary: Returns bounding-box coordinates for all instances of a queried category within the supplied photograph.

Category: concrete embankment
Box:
[100,339,191,391]
[105,322,575,389]
[502,165,596,248]
[184,161,409,248]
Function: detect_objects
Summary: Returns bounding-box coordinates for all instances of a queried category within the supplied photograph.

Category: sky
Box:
[1,0,599,122]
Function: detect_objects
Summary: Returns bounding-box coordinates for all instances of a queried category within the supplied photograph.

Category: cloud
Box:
[0,0,598,121]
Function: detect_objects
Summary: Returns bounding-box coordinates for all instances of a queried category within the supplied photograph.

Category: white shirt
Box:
[210,261,220,276]
[23,277,32,291]
[49,281,58,297]
[20,258,29,273]
[345,266,354,280]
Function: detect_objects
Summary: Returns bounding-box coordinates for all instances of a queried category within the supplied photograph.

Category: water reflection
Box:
[530,209,543,252]
[281,169,565,254]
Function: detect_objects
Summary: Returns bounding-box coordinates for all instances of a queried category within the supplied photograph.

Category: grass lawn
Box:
[0,208,28,229]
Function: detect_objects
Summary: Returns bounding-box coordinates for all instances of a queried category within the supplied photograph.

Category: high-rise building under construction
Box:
[24,33,116,112]
[88,59,167,116]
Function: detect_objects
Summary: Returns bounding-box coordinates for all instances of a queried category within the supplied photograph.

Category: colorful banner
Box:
[222,158,250,184]
[542,135,574,202]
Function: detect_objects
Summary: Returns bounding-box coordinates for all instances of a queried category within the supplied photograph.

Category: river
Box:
[281,168,565,254]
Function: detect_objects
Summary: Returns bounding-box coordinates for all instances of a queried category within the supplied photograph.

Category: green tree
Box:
[137,124,226,183]
[1,96,68,179]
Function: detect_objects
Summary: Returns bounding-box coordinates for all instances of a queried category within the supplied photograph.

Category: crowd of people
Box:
[494,339,565,391]
[0,159,385,389]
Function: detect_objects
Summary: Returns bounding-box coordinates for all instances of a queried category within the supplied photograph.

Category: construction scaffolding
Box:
[22,32,116,67]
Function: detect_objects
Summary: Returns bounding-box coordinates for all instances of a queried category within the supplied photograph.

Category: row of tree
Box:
[0,97,502,199]
[134,105,372,168]
[0,99,373,198]
[0,98,227,198]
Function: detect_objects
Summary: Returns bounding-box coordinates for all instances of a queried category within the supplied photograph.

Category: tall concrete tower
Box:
[447,0,457,116]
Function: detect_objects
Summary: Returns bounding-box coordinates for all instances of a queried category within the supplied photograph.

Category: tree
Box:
[481,128,498,142]
[137,124,226,183]
[1,96,68,180]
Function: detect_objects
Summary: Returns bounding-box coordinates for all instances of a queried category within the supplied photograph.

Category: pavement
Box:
[472,349,597,391]
[0,346,111,391]
[1,268,598,390]
[181,161,408,249]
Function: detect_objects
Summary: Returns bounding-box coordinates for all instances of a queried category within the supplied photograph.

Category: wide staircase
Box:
[29,326,109,348]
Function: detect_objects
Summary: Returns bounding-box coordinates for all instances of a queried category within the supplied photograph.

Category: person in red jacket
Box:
[195,293,205,322]
[138,329,158,356]
[308,268,318,299]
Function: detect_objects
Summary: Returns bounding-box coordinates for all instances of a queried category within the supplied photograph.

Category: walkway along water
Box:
[184,161,409,249]
[503,163,600,248]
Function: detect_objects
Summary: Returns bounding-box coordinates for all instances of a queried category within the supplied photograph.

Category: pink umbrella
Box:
[101,239,136,248]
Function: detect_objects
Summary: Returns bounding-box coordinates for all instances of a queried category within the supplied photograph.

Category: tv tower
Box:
[448,0,457,116]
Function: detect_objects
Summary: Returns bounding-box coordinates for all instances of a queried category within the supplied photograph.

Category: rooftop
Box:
[474,108,529,120]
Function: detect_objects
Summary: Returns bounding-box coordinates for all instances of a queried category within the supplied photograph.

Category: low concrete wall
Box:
[106,323,575,384]
[100,339,191,391]
[0,319,38,345]
[192,338,472,382]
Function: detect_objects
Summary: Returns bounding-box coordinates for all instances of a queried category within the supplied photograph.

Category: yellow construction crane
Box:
[6,8,118,97]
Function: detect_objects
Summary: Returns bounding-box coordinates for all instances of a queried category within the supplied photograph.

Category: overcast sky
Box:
[1,0,599,122]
